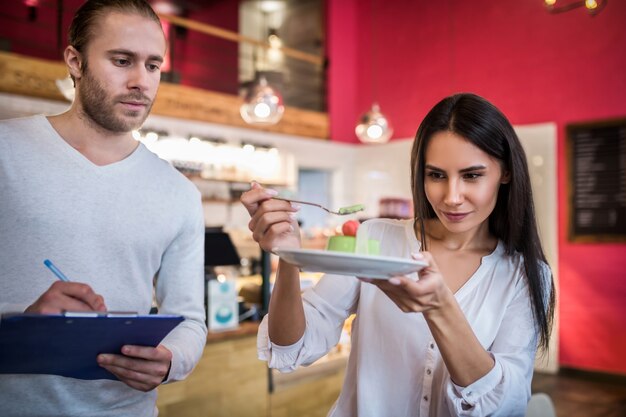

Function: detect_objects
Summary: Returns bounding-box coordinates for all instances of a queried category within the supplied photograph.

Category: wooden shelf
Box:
[187,175,289,187]
[0,51,329,139]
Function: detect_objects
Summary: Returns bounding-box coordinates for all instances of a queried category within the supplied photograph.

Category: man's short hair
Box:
[68,0,162,55]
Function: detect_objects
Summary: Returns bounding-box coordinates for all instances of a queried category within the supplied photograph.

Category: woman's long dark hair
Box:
[410,93,555,351]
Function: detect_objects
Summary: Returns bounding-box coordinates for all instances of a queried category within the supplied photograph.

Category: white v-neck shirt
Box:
[259,218,545,417]
[0,115,207,417]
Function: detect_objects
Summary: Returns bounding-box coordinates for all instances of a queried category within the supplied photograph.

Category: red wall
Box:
[328,0,626,374]
[0,0,83,60]
[0,0,239,95]
[174,2,240,95]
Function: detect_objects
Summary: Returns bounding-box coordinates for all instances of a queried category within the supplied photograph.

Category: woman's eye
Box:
[463,173,482,180]
[426,171,445,180]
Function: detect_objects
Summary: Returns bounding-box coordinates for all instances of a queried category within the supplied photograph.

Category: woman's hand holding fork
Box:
[240,182,302,252]
[241,182,307,345]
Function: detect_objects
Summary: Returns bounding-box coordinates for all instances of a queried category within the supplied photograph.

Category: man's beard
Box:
[77,66,154,133]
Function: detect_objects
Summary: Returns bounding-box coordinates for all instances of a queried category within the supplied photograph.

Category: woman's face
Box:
[423,131,509,235]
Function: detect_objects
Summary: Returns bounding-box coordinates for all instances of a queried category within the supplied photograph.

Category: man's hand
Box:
[97,345,173,392]
[25,281,106,314]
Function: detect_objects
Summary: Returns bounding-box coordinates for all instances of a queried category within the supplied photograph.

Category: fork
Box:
[272,197,364,216]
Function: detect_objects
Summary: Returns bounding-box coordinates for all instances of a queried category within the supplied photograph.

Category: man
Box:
[0,1,207,415]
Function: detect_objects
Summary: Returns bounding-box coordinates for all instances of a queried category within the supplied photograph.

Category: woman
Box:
[241,93,555,417]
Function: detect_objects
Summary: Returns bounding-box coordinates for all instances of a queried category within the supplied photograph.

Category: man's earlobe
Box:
[64,46,83,80]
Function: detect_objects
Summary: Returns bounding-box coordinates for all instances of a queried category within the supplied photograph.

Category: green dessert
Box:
[326,220,380,255]
[337,204,365,215]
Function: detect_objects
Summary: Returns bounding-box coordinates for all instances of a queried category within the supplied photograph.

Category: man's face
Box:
[75,11,166,133]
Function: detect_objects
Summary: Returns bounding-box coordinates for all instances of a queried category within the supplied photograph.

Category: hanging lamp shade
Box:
[355,103,393,144]
[240,76,285,125]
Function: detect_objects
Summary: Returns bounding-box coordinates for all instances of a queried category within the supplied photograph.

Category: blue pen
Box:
[43,259,71,282]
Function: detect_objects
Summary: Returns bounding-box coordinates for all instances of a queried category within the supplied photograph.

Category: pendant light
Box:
[240,75,285,125]
[355,102,393,144]
[355,0,392,144]
[240,5,285,126]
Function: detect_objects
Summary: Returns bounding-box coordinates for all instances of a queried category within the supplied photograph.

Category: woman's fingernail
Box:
[291,203,301,210]
[389,277,401,285]
[411,252,424,259]
[267,189,278,196]
[288,213,297,220]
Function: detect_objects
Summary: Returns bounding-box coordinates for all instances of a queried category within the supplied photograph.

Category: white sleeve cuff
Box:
[447,353,503,413]
[257,316,305,373]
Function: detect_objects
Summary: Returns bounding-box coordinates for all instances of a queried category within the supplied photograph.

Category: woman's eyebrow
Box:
[425,164,444,171]
[425,164,487,172]
[459,165,487,173]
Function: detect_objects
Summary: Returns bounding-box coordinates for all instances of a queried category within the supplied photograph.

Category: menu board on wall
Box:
[567,118,626,242]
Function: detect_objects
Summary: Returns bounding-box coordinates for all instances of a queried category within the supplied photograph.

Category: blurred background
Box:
[1,0,625,416]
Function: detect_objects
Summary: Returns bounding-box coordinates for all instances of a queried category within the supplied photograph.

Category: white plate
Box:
[273,248,427,279]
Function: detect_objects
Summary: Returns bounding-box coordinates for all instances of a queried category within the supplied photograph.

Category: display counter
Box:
[156,321,347,417]
[157,323,267,417]
[270,350,348,417]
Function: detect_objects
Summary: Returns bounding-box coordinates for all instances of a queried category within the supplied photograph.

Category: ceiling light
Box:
[151,1,182,15]
[145,131,159,142]
[268,28,282,49]
[544,0,607,15]
[259,1,284,13]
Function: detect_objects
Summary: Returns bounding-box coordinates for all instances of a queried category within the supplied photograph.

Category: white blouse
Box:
[258,218,544,417]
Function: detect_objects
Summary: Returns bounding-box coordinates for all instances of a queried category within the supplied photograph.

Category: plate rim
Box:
[272,247,427,269]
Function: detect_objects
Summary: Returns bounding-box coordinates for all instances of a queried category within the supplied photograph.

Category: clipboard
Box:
[0,313,184,380]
